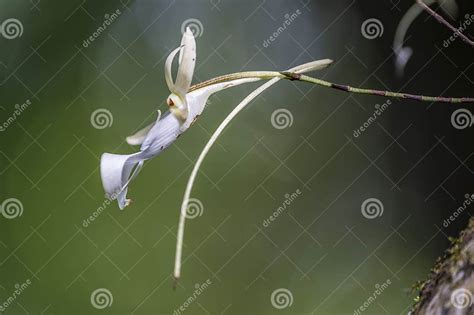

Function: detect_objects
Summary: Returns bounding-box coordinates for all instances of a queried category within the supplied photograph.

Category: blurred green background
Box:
[1,0,473,314]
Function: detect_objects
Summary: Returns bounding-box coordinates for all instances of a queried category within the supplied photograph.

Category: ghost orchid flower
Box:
[100,28,333,209]
[102,28,248,209]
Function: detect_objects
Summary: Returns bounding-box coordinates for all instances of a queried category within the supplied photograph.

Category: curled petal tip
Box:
[394,47,413,78]
[126,122,155,146]
[104,192,116,201]
[100,152,143,209]
[185,26,194,37]
[175,26,196,96]
[292,59,334,74]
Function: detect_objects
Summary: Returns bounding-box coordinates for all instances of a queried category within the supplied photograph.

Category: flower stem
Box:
[416,0,474,47]
[286,73,474,103]
[190,70,474,103]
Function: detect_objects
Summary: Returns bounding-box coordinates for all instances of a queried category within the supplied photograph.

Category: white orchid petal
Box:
[393,0,436,77]
[165,47,182,91]
[126,123,155,146]
[140,112,182,153]
[291,59,333,74]
[116,188,130,209]
[101,113,183,209]
[394,47,413,77]
[178,28,188,65]
[174,27,196,97]
[173,77,281,279]
[100,152,144,209]
[180,78,261,131]
[126,111,162,146]
[116,160,143,209]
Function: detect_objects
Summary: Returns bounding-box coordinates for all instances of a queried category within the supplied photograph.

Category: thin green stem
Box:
[190,71,474,103]
[292,73,474,103]
[416,0,474,47]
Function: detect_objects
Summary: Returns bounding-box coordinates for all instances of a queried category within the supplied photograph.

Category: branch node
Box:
[280,71,301,81]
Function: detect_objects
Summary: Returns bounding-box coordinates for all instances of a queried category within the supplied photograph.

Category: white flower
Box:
[99,26,332,280]
[100,28,265,209]
[100,28,332,214]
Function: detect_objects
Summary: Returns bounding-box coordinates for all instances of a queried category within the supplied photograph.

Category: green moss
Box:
[411,218,474,313]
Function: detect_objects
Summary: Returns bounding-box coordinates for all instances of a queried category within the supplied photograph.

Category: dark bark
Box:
[412,218,474,314]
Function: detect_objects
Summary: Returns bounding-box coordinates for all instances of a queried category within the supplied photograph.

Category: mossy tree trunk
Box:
[412,218,474,314]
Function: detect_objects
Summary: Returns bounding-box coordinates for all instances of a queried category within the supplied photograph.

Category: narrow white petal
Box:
[100,152,143,209]
[394,47,413,77]
[101,113,182,209]
[126,123,154,146]
[181,78,261,131]
[174,27,196,97]
[126,111,162,146]
[393,0,435,76]
[290,59,333,73]
[174,61,328,279]
[116,160,143,209]
[140,112,182,153]
[165,47,182,91]
[174,78,278,279]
